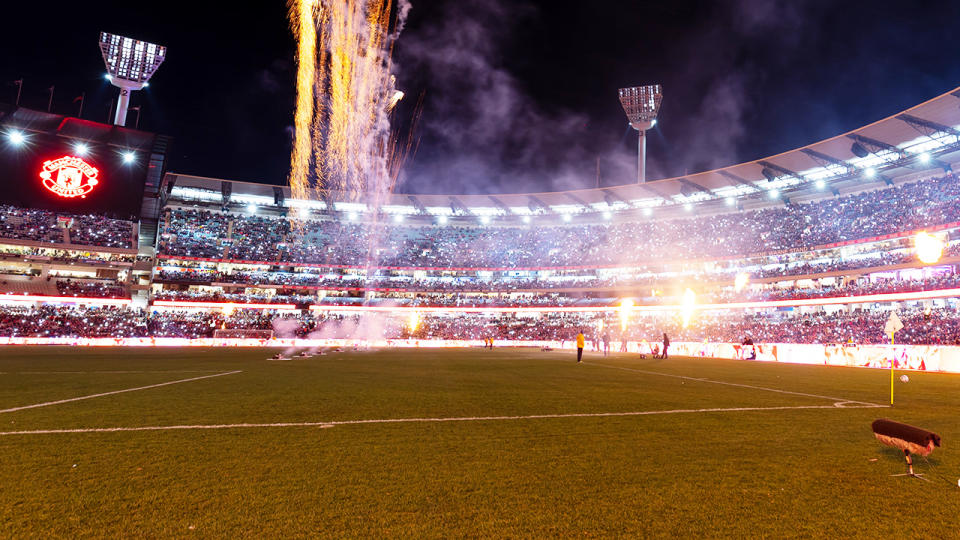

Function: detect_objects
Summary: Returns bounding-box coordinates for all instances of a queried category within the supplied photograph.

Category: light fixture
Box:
[8,131,25,146]
[522,215,531,224]
[618,84,662,183]
[864,167,876,178]
[815,179,826,190]
[769,189,780,199]
[247,204,257,214]
[437,215,448,225]
[919,152,931,164]
[347,212,357,221]
[602,211,612,220]
[562,213,572,222]
[74,143,89,156]
[99,32,167,126]
[684,203,693,212]
[725,197,735,206]
[393,214,404,223]
[122,151,136,164]
[643,207,653,216]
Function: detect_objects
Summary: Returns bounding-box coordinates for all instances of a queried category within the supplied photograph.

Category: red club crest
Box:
[39,156,100,198]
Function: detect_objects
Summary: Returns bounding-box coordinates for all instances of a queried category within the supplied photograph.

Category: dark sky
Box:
[3,1,960,194]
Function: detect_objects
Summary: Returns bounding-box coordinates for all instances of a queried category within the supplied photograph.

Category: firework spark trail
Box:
[289,0,413,339]
[288,0,318,202]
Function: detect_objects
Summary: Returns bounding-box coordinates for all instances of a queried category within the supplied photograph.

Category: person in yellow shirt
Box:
[576,330,585,363]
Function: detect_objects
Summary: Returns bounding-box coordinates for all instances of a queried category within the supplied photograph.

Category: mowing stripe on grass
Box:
[584,361,885,407]
[0,403,882,436]
[0,370,242,414]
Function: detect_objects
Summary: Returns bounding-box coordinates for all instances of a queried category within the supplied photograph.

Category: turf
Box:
[1,346,959,537]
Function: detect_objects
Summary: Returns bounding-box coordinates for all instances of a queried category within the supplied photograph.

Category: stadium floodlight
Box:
[8,130,25,146]
[99,32,166,127]
[602,211,612,220]
[122,151,136,164]
[919,152,931,164]
[437,215,448,225]
[618,85,662,183]
[522,215,531,224]
[864,167,876,178]
[74,143,89,156]
[815,179,826,190]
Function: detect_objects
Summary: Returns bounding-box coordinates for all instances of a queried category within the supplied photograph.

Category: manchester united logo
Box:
[39,156,100,199]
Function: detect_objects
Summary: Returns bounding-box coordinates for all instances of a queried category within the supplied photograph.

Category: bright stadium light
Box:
[247,204,257,214]
[684,203,693,212]
[347,212,358,221]
[99,32,167,126]
[919,152,931,164]
[437,215,448,225]
[103,73,112,82]
[643,207,653,217]
[74,143,89,156]
[480,215,491,225]
[815,179,826,190]
[602,211,612,220]
[618,84,662,183]
[725,196,735,206]
[7,130,25,146]
[770,188,780,199]
[122,151,136,164]
[562,213,572,222]
[393,214,404,223]
[864,167,877,178]
[522,215,531,224]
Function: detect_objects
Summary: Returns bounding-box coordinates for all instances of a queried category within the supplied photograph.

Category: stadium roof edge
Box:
[164,85,960,212]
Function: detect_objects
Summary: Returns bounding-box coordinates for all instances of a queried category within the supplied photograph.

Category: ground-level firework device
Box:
[618,85,662,183]
[99,32,167,127]
[872,418,941,480]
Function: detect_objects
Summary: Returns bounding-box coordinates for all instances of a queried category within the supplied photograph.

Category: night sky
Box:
[3,1,960,194]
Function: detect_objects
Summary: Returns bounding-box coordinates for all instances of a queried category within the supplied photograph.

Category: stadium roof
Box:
[164,85,960,221]
[0,105,157,150]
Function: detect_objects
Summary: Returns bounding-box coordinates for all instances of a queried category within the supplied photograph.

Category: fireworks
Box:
[619,298,634,331]
[915,231,945,264]
[680,288,696,328]
[287,0,411,202]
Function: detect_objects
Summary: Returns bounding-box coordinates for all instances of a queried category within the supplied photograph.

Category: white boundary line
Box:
[0,370,242,414]
[1,370,228,375]
[583,361,885,407]
[0,403,881,436]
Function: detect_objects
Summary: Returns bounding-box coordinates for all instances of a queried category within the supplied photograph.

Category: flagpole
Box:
[890,332,894,406]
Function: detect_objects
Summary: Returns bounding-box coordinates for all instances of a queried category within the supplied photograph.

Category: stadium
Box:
[4,3,960,537]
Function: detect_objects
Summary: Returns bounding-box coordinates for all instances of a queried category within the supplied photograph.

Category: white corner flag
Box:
[884,311,904,339]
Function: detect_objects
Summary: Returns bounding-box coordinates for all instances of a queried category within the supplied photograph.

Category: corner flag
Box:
[884,311,903,338]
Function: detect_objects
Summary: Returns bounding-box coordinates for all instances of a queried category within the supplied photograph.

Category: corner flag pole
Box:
[890,332,894,406]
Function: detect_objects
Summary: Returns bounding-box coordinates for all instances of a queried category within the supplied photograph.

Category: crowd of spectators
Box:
[55,279,127,299]
[0,204,135,249]
[158,174,960,268]
[3,305,960,345]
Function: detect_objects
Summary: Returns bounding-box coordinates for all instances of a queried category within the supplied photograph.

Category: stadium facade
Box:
[3,87,960,370]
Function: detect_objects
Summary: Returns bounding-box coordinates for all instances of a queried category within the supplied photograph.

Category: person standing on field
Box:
[662,332,670,359]
[576,330,585,363]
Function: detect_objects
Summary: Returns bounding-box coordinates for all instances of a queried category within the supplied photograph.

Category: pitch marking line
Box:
[2,370,228,375]
[584,361,886,408]
[0,370,242,414]
[0,403,881,436]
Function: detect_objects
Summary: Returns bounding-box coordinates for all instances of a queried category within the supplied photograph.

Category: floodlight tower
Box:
[99,32,166,127]
[618,85,662,183]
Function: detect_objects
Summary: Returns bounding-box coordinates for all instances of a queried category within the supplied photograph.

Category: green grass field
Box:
[1,346,959,538]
